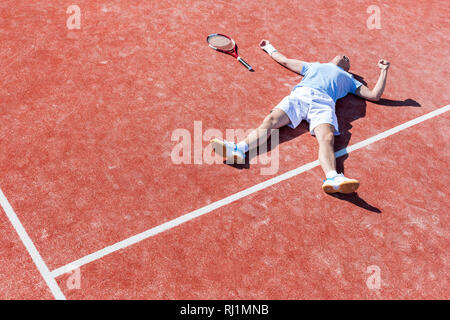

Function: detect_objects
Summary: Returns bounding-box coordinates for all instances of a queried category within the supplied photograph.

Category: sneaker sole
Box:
[322,180,360,194]
[210,139,244,164]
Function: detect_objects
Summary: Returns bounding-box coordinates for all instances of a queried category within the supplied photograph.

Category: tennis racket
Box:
[207,33,254,72]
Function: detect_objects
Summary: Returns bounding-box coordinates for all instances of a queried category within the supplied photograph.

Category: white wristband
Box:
[262,43,278,56]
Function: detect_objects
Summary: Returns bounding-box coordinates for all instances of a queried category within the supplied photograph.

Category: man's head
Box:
[331,55,350,72]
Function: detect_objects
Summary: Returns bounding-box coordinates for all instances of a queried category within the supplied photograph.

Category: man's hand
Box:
[260,40,277,56]
[259,39,268,47]
[378,59,390,70]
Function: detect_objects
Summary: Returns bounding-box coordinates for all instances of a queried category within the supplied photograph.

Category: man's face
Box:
[332,55,350,71]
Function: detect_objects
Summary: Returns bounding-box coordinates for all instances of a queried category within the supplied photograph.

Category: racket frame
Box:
[206,33,254,72]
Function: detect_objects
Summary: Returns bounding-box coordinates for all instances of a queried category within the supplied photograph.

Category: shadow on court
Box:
[333,74,420,212]
[329,193,382,213]
[335,74,421,175]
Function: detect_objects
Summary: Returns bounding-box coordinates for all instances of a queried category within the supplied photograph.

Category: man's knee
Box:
[262,114,279,129]
[315,125,335,145]
[321,132,334,145]
[262,109,289,129]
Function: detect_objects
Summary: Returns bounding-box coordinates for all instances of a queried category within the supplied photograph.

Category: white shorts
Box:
[274,86,339,136]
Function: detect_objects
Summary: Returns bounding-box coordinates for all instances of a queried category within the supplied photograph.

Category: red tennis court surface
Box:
[0,0,448,299]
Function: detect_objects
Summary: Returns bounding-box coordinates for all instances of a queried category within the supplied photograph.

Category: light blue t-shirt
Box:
[294,62,362,103]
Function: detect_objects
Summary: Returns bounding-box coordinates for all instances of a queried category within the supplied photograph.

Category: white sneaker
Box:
[210,139,245,164]
[322,173,360,194]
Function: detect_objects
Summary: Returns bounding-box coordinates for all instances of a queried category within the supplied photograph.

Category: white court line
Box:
[0,189,66,300]
[51,104,450,278]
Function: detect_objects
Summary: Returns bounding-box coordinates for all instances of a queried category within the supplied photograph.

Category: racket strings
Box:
[208,35,235,51]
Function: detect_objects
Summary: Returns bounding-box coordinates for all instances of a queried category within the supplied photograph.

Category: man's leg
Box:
[314,123,359,194]
[239,108,291,152]
[313,123,337,176]
[211,108,290,163]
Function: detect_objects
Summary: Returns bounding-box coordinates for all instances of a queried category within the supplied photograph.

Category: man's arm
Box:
[260,40,305,75]
[355,59,390,101]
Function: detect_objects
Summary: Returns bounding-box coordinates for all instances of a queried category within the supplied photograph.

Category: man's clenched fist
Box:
[378,59,390,70]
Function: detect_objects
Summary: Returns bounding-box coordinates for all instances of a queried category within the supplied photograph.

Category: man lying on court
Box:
[211,40,390,194]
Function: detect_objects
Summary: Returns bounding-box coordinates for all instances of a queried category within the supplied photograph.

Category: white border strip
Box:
[50,104,450,278]
[0,189,66,300]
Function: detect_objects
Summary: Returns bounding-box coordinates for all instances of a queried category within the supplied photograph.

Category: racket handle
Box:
[237,57,254,72]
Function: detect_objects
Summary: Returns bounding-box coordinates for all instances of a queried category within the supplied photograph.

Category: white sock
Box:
[236,141,249,153]
[326,170,338,179]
